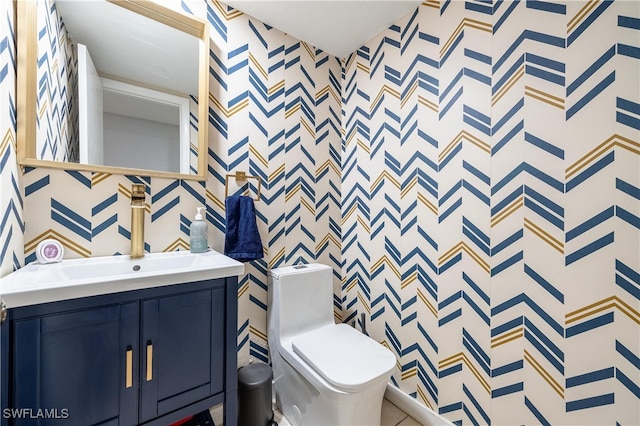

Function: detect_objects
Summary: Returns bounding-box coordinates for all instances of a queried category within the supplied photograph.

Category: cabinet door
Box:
[140,287,224,422]
[12,303,139,426]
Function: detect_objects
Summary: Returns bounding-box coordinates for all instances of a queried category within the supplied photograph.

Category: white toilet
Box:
[267,263,396,425]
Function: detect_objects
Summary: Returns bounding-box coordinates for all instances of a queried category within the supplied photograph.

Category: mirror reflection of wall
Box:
[35,0,199,175]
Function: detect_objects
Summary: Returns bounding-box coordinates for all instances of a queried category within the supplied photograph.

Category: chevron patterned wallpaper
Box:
[0,0,24,278]
[341,0,639,424]
[2,0,638,425]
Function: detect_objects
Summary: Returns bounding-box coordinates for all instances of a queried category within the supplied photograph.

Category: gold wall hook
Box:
[225,171,261,201]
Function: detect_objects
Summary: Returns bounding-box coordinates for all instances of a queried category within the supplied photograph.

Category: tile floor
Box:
[211,398,421,425]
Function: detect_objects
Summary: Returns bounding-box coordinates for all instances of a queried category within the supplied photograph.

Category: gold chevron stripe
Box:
[439,352,491,393]
[269,80,285,96]
[371,255,402,279]
[0,128,15,156]
[371,170,401,193]
[357,291,372,315]
[268,247,285,269]
[371,85,401,113]
[209,93,249,118]
[401,176,417,199]
[334,310,343,323]
[163,239,189,252]
[492,65,525,106]
[206,189,225,210]
[418,95,439,113]
[417,288,438,317]
[416,385,435,410]
[91,172,111,186]
[357,62,370,74]
[26,230,91,258]
[238,281,249,298]
[440,18,492,58]
[568,0,599,33]
[300,197,315,215]
[491,326,524,348]
[316,85,341,105]
[525,85,565,109]
[524,218,564,254]
[423,0,440,9]
[401,81,419,109]
[357,215,371,234]
[250,325,268,342]
[301,117,316,138]
[565,134,640,179]
[491,196,524,227]
[249,144,268,168]
[285,182,301,202]
[439,241,490,274]
[345,276,359,293]
[344,126,358,148]
[566,295,640,325]
[401,270,418,289]
[524,349,564,398]
[285,103,301,119]
[357,139,371,154]
[249,53,268,80]
[401,366,417,380]
[212,0,243,20]
[439,130,491,162]
[315,233,341,252]
[38,100,48,121]
[344,53,356,74]
[342,203,358,225]
[269,164,286,183]
[316,159,341,178]
[302,41,315,59]
[418,192,438,215]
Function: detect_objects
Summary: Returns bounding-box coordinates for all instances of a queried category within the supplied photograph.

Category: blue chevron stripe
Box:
[463,384,491,425]
[565,312,614,337]
[526,0,566,14]
[615,260,640,300]
[566,71,615,120]
[565,232,615,265]
[525,264,564,303]
[566,393,614,412]
[492,382,523,398]
[494,30,564,74]
[567,0,614,47]
[51,198,91,241]
[492,359,523,377]
[525,396,551,426]
[567,45,615,96]
[616,340,640,369]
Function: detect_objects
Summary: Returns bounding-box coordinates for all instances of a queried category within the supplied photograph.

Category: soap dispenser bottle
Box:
[190,207,208,253]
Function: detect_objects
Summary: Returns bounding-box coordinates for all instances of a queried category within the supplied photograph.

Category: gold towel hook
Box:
[225,171,262,201]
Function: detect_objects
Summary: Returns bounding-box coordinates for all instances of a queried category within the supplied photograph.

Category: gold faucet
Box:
[130,184,146,258]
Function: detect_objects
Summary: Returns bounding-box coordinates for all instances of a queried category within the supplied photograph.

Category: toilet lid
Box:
[292,324,396,392]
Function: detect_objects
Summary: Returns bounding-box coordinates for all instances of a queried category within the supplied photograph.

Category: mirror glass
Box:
[17,0,209,180]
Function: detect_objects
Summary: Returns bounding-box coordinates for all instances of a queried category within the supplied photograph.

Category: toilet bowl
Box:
[267,264,396,425]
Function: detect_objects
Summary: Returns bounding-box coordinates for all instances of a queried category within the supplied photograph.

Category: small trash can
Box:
[238,362,276,426]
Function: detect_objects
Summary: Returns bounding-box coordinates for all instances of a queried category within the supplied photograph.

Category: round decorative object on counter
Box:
[36,239,64,264]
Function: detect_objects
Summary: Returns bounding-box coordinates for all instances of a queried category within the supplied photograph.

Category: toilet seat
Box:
[291,324,396,392]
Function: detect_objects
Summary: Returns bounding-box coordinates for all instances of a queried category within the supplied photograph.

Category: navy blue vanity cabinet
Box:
[139,288,224,423]
[1,277,238,426]
[12,303,139,425]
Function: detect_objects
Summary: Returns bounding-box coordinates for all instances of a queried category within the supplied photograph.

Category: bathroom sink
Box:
[0,250,244,308]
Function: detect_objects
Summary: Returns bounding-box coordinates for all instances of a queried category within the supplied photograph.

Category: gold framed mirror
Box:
[17,0,209,180]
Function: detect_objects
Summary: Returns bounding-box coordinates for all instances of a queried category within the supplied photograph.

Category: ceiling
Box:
[222,1,423,58]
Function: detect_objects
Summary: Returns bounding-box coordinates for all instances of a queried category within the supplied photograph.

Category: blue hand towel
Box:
[224,195,263,262]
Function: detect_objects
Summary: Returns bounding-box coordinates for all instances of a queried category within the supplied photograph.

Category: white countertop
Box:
[0,250,245,308]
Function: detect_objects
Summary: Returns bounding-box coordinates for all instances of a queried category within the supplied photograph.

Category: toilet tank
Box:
[268,264,335,339]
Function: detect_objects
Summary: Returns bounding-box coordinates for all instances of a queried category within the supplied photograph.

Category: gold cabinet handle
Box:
[125,347,133,388]
[146,341,153,381]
